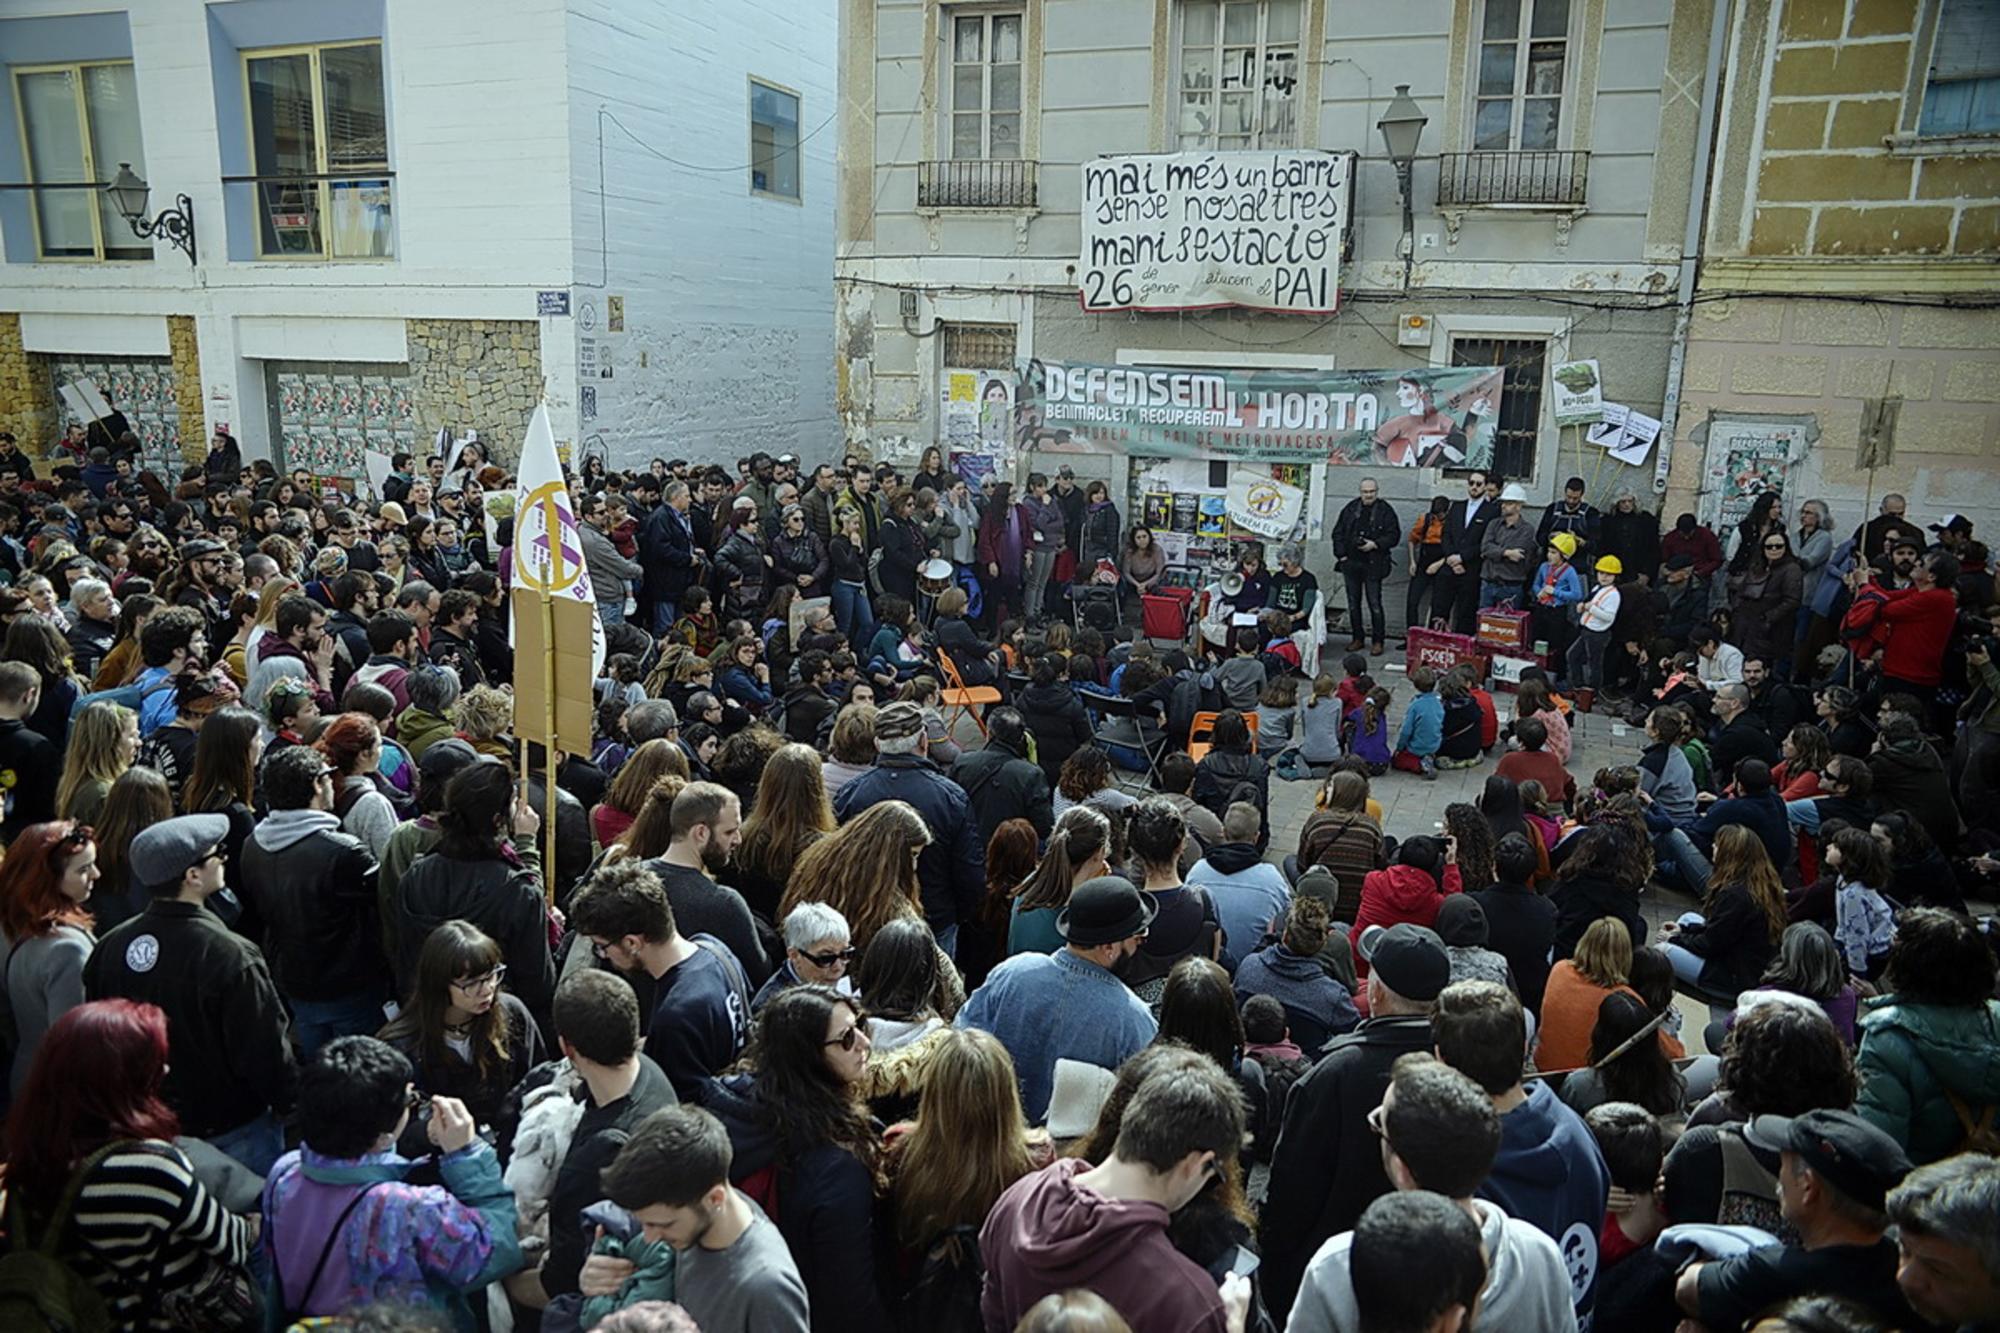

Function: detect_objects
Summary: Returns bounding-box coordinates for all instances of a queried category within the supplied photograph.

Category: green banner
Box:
[1015,357,1506,467]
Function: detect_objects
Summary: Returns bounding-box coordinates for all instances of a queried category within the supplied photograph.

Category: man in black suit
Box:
[1436,469,1497,632]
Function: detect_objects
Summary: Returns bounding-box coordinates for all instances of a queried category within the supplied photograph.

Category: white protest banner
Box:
[512,403,606,678]
[1551,359,1605,426]
[1079,150,1353,314]
[1585,403,1631,449]
[1225,470,1306,540]
[363,450,393,501]
[1608,408,1662,465]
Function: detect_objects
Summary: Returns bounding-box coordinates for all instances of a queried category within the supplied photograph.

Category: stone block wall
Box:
[0,315,56,454]
[408,318,543,464]
[1747,0,1998,257]
[1672,297,2000,532]
[167,315,205,464]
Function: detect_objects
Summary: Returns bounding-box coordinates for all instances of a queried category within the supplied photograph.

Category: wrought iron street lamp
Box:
[1376,85,1428,290]
[106,162,195,265]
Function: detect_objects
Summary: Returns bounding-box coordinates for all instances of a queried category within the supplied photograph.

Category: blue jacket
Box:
[1232,944,1359,1055]
[956,947,1158,1124]
[1478,1079,1610,1329]
[832,753,985,932]
[261,1142,519,1331]
[716,663,774,711]
[1687,788,1791,868]
[1394,691,1444,756]
[1530,562,1585,607]
[1186,841,1291,960]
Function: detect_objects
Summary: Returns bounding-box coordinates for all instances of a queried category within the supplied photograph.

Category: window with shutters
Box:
[11,62,149,261]
[1175,1,1302,151]
[1919,0,2000,136]
[1449,336,1544,481]
[948,11,1024,160]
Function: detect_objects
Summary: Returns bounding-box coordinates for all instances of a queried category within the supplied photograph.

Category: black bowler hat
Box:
[1057,876,1156,947]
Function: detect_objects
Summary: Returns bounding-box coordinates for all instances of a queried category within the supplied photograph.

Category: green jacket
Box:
[398,706,457,761]
[1855,995,2000,1165]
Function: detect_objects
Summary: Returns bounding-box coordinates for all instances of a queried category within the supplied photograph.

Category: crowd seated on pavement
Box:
[0,443,1996,1333]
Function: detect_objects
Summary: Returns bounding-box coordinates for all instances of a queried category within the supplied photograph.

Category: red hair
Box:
[0,821,94,941]
[5,1000,178,1209]
[315,711,382,776]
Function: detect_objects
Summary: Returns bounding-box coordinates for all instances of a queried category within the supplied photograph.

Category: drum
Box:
[918,558,955,598]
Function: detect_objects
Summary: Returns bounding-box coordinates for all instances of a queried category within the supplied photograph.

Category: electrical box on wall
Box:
[1397,314,1431,347]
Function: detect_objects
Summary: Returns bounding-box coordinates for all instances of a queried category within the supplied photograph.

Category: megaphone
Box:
[1220,571,1246,597]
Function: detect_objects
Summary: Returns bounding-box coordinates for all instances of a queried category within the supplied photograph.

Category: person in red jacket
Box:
[1495,715,1578,809]
[1868,551,1960,700]
[1349,834,1463,977]
[1662,513,1724,580]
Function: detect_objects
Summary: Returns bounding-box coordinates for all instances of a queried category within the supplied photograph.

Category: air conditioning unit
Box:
[1397,314,1431,347]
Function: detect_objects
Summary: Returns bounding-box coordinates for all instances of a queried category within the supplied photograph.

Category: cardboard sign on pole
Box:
[510,589,598,755]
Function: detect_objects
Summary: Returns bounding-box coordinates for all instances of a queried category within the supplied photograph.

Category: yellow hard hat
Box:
[1549,532,1579,559]
[1595,554,1623,575]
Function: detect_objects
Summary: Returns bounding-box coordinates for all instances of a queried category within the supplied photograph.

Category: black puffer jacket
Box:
[237,808,386,1003]
[1015,681,1093,783]
[1550,872,1648,961]
[949,736,1054,846]
[713,525,769,621]
[392,844,556,1028]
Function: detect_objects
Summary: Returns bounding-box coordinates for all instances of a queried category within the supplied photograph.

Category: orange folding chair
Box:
[1186,710,1220,765]
[937,649,1002,738]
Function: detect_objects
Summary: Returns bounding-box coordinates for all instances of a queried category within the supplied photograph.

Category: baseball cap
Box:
[1057,876,1157,947]
[129,814,231,894]
[873,700,926,744]
[417,737,486,787]
[1358,923,1450,1002]
[1745,1110,1911,1212]
[1665,553,1696,571]
[1929,514,1971,534]
[1433,895,1489,947]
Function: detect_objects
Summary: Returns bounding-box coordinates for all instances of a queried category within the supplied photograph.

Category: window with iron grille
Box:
[940,322,1017,370]
[1450,336,1544,481]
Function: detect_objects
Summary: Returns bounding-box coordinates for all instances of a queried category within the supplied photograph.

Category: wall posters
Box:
[1078,150,1354,313]
[1016,357,1503,467]
[941,367,1016,454]
[1225,469,1306,539]
[1706,417,1807,530]
[1550,358,1605,426]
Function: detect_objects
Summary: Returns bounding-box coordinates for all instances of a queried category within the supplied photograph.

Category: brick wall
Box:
[1748,0,1999,256]
[0,315,56,453]
[167,315,204,463]
[407,319,543,465]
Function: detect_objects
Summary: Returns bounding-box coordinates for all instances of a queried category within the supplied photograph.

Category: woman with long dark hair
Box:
[1550,819,1650,959]
[700,984,890,1331]
[379,919,545,1144]
[855,916,953,1122]
[88,767,172,929]
[1659,825,1788,997]
[5,1000,255,1327]
[5,613,82,749]
[180,704,262,898]
[972,481,1032,626]
[1124,795,1223,1002]
[781,800,933,956]
[735,742,836,923]
[390,762,554,1023]
[1728,527,1803,671]
[1559,991,1687,1119]
[0,820,98,1094]
[89,592,162,691]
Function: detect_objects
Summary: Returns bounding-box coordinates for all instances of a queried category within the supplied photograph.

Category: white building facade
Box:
[835,0,1719,589]
[1,0,838,478]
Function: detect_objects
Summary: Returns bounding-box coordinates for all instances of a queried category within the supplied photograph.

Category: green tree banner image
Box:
[1015,357,1506,467]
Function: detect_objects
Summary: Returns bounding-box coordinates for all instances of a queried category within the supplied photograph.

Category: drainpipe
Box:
[1653,0,1735,499]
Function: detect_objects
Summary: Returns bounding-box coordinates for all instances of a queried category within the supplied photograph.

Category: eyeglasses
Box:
[824,1023,868,1053]
[1366,1103,1390,1142]
[799,946,856,969]
[198,846,226,867]
[451,965,508,994]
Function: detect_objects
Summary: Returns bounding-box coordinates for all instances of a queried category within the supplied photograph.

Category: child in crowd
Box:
[1824,825,1896,979]
[1453,660,1501,752]
[1390,666,1443,780]
[1347,684,1391,774]
[1585,1102,1669,1275]
[1216,625,1267,713]
[591,697,631,776]
[595,653,646,711]
[824,650,860,704]
[1295,673,1345,768]
[1335,652,1370,713]
[996,619,1028,673]
[1567,553,1623,694]
[900,675,961,767]
[1258,610,1301,678]
[670,587,721,659]
[1434,672,1485,770]
[1516,778,1565,851]
[1254,675,1298,749]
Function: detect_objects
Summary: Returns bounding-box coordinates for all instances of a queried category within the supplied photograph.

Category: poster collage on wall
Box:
[1130,460,1314,588]
[268,366,416,482]
[48,357,182,478]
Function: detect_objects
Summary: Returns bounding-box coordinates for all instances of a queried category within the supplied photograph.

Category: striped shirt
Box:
[55,1140,253,1331]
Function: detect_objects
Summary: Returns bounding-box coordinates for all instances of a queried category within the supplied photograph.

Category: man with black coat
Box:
[1437,470,1497,632]
[1742,656,1806,740]
[238,747,386,1057]
[85,813,298,1173]
[832,702,985,961]
[780,649,840,747]
[1331,478,1401,654]
[948,707,1054,848]
[1708,682,1782,784]
[640,483,701,634]
[1261,922,1448,1321]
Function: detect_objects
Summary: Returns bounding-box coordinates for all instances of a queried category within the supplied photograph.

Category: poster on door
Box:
[941,368,1016,454]
[1705,416,1807,530]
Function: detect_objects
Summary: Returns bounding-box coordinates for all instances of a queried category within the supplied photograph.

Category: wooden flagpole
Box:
[540,534,560,906]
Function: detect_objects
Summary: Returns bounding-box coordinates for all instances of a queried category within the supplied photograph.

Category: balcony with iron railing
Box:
[1436,150,1590,208]
[917,158,1038,210]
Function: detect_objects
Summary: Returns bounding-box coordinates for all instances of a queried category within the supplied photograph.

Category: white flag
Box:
[434,425,455,467]
[511,403,606,676]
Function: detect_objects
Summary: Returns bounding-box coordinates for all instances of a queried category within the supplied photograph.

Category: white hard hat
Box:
[1499,483,1529,502]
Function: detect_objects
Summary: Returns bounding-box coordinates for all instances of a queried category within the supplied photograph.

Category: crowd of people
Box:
[0,423,1994,1333]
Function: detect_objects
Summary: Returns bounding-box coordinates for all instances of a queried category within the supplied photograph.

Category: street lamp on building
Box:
[1376,85,1428,290]
[106,162,196,266]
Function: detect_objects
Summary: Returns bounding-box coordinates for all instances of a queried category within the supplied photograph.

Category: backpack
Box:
[0,1142,124,1333]
[1680,738,1712,794]
[1946,1090,2000,1156]
[898,1225,984,1333]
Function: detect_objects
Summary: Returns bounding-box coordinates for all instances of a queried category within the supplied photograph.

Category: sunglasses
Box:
[799,946,856,969]
[824,1022,868,1053]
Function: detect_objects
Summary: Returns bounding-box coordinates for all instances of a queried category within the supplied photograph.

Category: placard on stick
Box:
[510,590,599,755]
